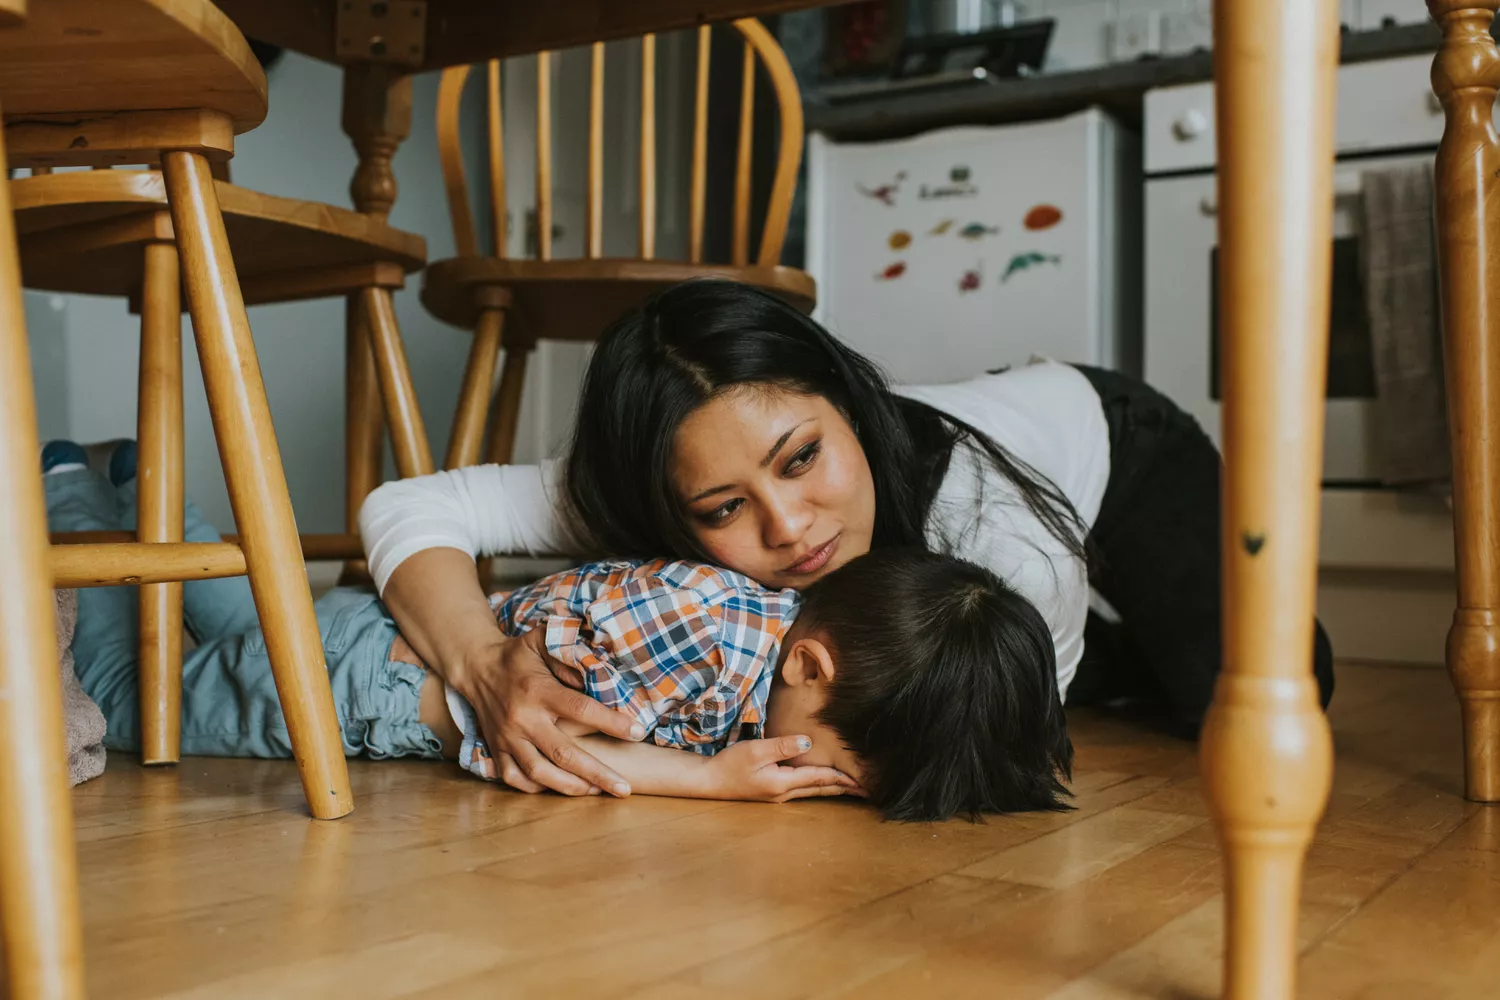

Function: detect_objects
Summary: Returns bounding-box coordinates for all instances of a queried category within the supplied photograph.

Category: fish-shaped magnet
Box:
[876,261,907,281]
[888,230,912,250]
[1024,204,1063,230]
[1001,252,1061,282]
[928,219,955,236]
[959,223,1000,241]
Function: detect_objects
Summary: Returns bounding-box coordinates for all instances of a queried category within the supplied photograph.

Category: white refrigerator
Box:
[806,108,1140,383]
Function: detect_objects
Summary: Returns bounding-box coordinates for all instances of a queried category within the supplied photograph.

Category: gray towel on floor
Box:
[54,589,106,785]
[1360,163,1451,486]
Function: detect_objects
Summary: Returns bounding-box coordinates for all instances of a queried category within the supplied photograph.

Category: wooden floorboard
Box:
[69,663,1493,998]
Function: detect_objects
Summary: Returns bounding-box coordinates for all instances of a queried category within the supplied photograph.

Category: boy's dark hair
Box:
[798,548,1074,822]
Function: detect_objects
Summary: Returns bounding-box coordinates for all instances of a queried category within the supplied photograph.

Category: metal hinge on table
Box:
[335,0,427,67]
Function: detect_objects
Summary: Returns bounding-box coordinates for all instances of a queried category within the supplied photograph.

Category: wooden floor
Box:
[71,662,1498,999]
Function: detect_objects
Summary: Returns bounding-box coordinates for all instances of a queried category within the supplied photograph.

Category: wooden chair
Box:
[0,3,89,995]
[0,0,353,822]
[427,18,816,472]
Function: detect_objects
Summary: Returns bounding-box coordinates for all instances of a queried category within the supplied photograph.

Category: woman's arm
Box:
[363,465,643,797]
[573,734,861,802]
[360,462,570,592]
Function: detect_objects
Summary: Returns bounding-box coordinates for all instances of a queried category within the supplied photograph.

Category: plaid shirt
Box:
[492,560,802,755]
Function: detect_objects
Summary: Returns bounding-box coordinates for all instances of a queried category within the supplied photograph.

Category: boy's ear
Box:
[779,636,837,687]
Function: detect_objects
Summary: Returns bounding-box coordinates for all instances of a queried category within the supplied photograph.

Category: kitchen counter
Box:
[805,22,1441,141]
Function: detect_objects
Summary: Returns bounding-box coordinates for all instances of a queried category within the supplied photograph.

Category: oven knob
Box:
[1173,109,1208,141]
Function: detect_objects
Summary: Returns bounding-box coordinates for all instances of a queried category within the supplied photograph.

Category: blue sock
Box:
[41,440,87,474]
[107,440,137,487]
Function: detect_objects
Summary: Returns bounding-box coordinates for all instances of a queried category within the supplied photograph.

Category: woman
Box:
[363,280,1334,798]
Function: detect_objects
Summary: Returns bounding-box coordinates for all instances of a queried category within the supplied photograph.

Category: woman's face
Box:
[670,387,876,590]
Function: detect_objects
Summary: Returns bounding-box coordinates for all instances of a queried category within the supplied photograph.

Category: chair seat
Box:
[0,0,266,131]
[421,256,818,339]
[11,170,426,302]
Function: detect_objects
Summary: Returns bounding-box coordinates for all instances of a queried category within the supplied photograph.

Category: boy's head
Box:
[764,548,1074,821]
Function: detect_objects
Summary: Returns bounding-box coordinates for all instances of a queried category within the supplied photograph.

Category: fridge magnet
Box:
[1001,252,1062,282]
[957,262,983,293]
[876,261,907,281]
[1024,204,1063,230]
[888,229,912,250]
[919,165,978,201]
[857,171,907,206]
[958,222,1000,241]
[928,218,955,236]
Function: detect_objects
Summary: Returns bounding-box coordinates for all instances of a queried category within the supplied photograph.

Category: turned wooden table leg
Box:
[137,239,185,765]
[445,305,507,471]
[1429,0,1500,803]
[342,63,412,220]
[343,291,383,583]
[0,98,87,1000]
[1201,2,1340,998]
[160,150,353,820]
[362,286,433,478]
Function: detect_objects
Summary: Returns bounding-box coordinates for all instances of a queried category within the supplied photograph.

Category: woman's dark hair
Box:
[800,548,1073,821]
[565,279,1087,563]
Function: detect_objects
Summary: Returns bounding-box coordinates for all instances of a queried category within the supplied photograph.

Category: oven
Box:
[1143,54,1450,485]
[1143,54,1464,663]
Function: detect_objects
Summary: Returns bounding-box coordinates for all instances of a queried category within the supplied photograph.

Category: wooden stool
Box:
[425,19,815,473]
[0,0,352,820]
[13,167,434,761]
[0,7,88,998]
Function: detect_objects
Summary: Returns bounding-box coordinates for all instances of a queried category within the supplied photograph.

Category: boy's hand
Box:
[706,736,864,803]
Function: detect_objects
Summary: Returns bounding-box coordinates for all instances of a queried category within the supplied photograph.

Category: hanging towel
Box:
[1360,163,1451,486]
[54,589,106,785]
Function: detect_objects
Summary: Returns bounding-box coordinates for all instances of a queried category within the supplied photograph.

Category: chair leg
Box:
[444,306,505,470]
[343,292,383,584]
[0,101,87,999]
[361,285,433,478]
[484,342,532,467]
[474,341,532,584]
[1202,3,1339,998]
[159,149,353,820]
[137,241,185,765]
[1431,0,1500,802]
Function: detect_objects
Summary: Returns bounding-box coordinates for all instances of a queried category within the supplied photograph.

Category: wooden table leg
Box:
[0,98,87,1000]
[160,149,353,821]
[1200,3,1340,998]
[343,291,383,583]
[444,306,506,471]
[362,285,433,478]
[1429,0,1500,803]
[137,239,185,765]
[342,63,412,220]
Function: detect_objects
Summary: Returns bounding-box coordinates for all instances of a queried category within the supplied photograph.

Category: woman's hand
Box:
[705,736,864,803]
[450,629,646,797]
[379,546,643,797]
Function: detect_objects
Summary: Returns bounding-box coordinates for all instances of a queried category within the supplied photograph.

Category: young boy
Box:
[45,441,1073,821]
[443,550,1076,820]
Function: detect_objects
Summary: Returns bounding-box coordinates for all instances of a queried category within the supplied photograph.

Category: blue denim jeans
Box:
[44,469,441,760]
